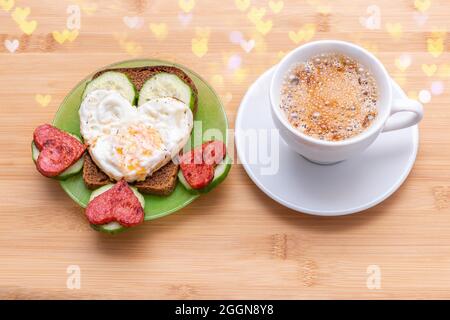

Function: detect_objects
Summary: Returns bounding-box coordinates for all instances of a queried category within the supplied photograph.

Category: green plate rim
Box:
[52,59,229,220]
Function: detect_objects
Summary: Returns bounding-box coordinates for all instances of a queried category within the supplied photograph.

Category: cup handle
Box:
[382,98,424,132]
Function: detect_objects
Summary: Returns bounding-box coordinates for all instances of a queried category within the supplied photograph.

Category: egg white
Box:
[79,89,193,182]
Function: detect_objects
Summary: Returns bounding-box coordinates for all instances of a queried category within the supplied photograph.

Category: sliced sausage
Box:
[33,124,86,177]
[86,179,144,227]
[179,140,226,189]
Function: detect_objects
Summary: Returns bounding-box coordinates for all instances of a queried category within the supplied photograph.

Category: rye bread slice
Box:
[83,153,179,195]
[134,161,179,196]
[83,153,112,189]
[81,65,198,194]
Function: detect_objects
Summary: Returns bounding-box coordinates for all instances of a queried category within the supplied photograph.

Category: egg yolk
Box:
[112,123,165,180]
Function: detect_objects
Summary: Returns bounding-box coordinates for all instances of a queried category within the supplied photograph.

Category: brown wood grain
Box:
[0,0,450,299]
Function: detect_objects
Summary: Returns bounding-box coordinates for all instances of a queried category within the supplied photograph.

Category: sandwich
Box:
[80,65,198,195]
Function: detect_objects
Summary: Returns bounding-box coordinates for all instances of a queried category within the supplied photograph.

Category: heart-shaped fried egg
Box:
[79,90,193,182]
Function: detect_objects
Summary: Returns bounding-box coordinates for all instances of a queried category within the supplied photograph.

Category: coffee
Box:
[280,53,378,141]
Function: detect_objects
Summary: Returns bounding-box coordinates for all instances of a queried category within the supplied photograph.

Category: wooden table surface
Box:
[1,0,450,299]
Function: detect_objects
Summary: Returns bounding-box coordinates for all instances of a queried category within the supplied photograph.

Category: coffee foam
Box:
[280,53,378,141]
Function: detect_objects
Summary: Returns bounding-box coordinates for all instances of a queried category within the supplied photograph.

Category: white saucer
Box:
[235,67,419,216]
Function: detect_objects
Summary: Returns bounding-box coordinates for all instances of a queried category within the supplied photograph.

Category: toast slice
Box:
[134,160,179,196]
[83,153,112,189]
[81,65,198,195]
[83,153,179,195]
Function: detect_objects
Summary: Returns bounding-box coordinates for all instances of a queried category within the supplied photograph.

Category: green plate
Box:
[53,59,229,221]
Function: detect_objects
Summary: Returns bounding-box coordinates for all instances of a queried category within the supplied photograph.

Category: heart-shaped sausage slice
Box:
[33,124,86,177]
[86,179,144,227]
[179,141,226,189]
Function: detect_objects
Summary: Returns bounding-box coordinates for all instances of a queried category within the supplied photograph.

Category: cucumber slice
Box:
[82,71,136,104]
[89,184,145,234]
[31,132,85,180]
[31,141,39,162]
[88,183,114,201]
[91,222,126,235]
[178,155,232,194]
[56,157,84,180]
[138,72,195,110]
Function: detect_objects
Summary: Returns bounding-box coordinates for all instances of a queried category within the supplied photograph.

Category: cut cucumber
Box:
[90,222,126,235]
[31,141,40,162]
[31,132,85,180]
[56,157,84,180]
[89,184,145,234]
[138,72,195,110]
[88,183,114,201]
[82,71,137,104]
[178,155,232,194]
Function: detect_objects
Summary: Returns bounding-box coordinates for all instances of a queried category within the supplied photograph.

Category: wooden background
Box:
[1,0,450,299]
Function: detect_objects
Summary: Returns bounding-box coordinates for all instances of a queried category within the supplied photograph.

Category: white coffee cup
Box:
[270,40,424,164]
